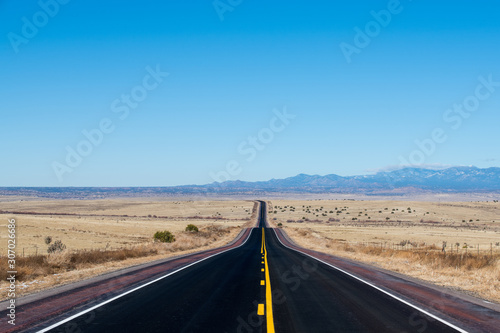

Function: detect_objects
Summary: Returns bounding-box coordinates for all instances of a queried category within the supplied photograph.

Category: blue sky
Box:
[1,0,499,186]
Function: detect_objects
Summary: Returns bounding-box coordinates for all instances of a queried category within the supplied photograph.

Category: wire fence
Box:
[343,241,500,257]
[0,245,132,258]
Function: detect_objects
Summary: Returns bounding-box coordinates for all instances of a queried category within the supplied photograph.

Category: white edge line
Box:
[272,229,468,333]
[36,228,254,333]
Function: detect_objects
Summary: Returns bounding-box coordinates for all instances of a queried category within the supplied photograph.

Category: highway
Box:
[24,201,475,332]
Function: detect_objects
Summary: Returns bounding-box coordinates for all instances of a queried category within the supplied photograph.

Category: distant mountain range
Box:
[197,166,500,193]
[1,166,499,198]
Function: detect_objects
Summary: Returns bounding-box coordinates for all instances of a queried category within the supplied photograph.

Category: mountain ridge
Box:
[0,166,498,199]
[201,166,500,192]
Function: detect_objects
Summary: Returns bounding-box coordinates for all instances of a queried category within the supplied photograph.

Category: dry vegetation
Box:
[0,199,255,254]
[268,199,500,303]
[0,199,257,299]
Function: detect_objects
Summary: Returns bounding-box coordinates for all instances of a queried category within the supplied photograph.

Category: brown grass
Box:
[268,199,500,302]
[0,200,254,255]
[0,225,235,284]
[347,243,498,271]
[282,226,500,303]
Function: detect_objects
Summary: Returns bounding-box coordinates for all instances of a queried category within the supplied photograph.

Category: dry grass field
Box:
[0,199,255,255]
[0,199,256,298]
[268,199,500,303]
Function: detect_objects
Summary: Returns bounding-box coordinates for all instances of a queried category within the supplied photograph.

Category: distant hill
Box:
[1,166,499,198]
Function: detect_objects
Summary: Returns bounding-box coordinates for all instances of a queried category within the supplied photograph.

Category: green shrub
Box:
[185,224,199,232]
[153,231,176,243]
[277,223,283,227]
[47,240,66,253]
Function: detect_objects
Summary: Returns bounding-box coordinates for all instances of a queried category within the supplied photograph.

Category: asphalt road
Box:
[38,202,463,333]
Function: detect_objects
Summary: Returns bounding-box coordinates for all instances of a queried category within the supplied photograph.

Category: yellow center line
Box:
[262,227,275,333]
[261,227,264,254]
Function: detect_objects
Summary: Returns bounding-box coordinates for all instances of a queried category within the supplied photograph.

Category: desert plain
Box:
[0,197,499,303]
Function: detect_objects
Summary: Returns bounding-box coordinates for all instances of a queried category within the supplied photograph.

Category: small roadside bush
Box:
[47,240,66,253]
[185,224,199,232]
[277,223,283,227]
[154,231,176,243]
[44,236,52,245]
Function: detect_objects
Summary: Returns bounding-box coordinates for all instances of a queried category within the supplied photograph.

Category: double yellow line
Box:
[261,227,275,333]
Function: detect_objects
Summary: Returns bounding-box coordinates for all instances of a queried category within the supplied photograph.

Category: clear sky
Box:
[1,0,499,186]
